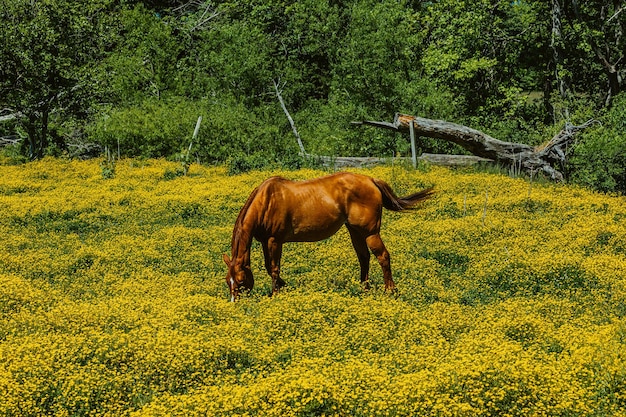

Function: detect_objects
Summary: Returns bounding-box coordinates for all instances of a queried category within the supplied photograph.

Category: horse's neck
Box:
[231,186,261,268]
[231,224,253,267]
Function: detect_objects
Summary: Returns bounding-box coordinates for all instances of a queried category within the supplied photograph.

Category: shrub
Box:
[88,95,299,165]
[567,94,626,194]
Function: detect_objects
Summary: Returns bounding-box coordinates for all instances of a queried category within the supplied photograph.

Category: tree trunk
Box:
[311,153,492,169]
[354,113,596,181]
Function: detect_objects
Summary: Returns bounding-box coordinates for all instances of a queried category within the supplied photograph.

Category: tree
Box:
[0,0,117,158]
[331,0,422,116]
[94,4,187,105]
[419,0,547,117]
[567,0,624,107]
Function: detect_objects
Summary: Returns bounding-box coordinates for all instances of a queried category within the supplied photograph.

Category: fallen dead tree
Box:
[353,113,597,181]
[312,153,491,169]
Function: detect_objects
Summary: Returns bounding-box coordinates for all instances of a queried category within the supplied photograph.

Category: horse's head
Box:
[223,254,254,301]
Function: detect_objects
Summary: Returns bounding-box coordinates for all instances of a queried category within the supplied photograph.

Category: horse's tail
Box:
[373,178,435,212]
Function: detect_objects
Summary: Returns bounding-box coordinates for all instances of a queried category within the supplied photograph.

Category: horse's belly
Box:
[287,216,345,242]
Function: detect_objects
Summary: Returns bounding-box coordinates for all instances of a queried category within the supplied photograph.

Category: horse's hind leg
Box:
[365,234,396,292]
[346,225,371,290]
[262,238,286,295]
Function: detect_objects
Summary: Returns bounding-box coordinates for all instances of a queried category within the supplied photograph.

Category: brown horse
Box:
[223,172,434,301]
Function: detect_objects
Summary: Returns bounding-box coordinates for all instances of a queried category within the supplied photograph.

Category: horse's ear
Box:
[222,254,231,266]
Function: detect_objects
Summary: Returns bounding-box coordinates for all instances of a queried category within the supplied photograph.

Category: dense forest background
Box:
[0,0,624,192]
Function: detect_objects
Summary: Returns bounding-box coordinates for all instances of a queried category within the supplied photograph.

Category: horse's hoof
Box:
[385,285,397,295]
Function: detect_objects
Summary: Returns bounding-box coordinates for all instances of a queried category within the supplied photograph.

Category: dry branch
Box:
[0,135,21,147]
[274,79,306,155]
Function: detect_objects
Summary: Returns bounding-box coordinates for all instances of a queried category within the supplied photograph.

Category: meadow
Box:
[0,157,625,416]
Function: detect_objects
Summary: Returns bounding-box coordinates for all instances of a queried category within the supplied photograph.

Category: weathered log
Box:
[353,113,596,181]
[313,153,492,169]
[313,155,397,168]
[418,153,493,166]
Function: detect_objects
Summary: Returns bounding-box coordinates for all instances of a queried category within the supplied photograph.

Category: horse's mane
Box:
[231,185,260,249]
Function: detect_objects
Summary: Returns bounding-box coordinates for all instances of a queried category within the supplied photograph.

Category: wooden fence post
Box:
[409,119,417,168]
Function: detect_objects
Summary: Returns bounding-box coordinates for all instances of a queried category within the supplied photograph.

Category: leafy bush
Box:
[89,97,203,158]
[89,95,299,165]
[567,94,626,194]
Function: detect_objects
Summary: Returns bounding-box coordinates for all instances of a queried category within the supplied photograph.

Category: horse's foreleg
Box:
[347,225,371,290]
[263,238,285,295]
[365,234,396,292]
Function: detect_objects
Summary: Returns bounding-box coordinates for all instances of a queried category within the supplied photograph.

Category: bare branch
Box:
[607,7,625,23]
[273,79,306,155]
[0,135,22,147]
[174,1,220,32]
[0,111,23,123]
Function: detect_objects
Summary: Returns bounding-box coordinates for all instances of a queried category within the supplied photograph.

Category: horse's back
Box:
[280,172,381,209]
[251,172,381,241]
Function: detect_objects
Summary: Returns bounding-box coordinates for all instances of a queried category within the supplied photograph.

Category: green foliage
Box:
[331,1,420,115]
[226,153,272,175]
[100,158,116,180]
[1,0,625,193]
[0,144,29,166]
[89,95,303,166]
[554,1,625,106]
[567,94,626,194]
[420,0,546,117]
[191,20,274,104]
[95,4,182,104]
[90,97,199,158]
[0,0,117,158]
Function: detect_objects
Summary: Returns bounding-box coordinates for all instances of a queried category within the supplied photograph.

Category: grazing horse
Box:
[223,172,434,301]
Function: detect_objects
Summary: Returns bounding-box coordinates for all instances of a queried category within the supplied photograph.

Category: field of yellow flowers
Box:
[1,157,625,416]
